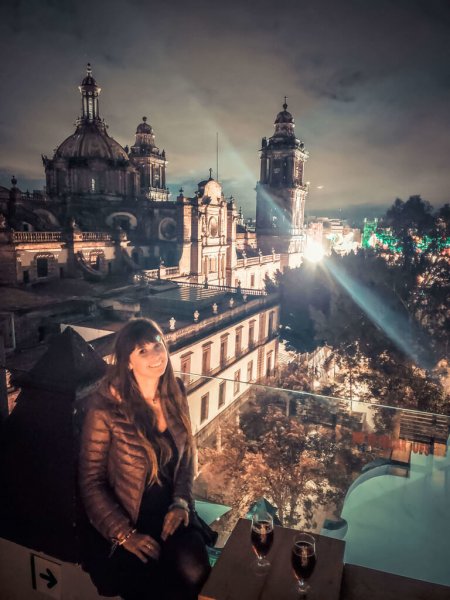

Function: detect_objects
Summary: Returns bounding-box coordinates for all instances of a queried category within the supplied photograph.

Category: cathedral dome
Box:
[136,116,153,134]
[271,98,297,142]
[275,98,294,124]
[55,126,129,161]
[275,109,294,124]
[53,64,129,162]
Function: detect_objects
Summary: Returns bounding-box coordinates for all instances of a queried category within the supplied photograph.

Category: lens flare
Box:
[322,259,431,369]
[304,242,324,263]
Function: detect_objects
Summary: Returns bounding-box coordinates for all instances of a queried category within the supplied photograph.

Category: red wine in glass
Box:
[251,521,274,558]
[251,512,274,571]
[291,533,316,595]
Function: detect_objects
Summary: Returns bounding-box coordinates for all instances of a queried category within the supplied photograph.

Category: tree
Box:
[378,196,450,357]
[275,196,449,414]
[277,261,332,352]
[383,195,435,239]
[199,392,355,531]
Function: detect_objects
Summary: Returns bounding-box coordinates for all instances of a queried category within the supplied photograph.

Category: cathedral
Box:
[0,65,309,288]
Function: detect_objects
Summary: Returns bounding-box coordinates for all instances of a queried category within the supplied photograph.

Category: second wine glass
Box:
[291,532,316,595]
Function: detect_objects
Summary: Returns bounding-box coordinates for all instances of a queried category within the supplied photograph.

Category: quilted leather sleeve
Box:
[79,408,134,542]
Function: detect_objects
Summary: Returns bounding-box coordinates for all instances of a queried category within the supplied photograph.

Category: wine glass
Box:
[291,532,316,595]
[250,510,274,572]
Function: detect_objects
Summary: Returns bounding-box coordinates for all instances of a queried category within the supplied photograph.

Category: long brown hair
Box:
[105,318,192,485]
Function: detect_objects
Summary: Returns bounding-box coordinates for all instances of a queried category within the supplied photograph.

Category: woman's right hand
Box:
[122,531,161,563]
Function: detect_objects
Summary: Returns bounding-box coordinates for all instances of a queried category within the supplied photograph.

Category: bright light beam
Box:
[304,241,324,263]
[322,259,431,370]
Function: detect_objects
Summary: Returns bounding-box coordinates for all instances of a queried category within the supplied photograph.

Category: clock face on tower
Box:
[159,217,177,241]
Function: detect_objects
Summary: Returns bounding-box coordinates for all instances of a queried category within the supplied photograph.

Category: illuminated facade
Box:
[0,67,301,288]
[256,99,309,268]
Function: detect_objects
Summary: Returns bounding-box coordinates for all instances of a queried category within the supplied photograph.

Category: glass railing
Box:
[174,373,450,589]
[1,365,449,589]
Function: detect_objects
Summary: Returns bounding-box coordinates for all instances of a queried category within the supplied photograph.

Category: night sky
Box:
[1,0,449,221]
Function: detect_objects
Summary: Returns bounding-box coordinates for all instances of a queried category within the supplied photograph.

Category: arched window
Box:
[88,97,94,120]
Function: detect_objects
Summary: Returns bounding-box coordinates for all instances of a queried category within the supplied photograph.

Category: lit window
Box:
[234,370,241,395]
[180,354,191,385]
[268,311,275,334]
[247,361,253,382]
[249,321,255,348]
[91,178,96,192]
[235,328,242,357]
[266,352,273,377]
[202,344,211,375]
[201,393,209,423]
[220,335,228,368]
[218,381,226,408]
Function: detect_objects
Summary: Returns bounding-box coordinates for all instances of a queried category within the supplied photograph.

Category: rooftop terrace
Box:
[0,328,448,598]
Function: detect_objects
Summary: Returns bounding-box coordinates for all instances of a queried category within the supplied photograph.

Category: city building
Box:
[0,64,301,443]
[306,217,361,256]
[0,66,307,289]
[256,98,309,269]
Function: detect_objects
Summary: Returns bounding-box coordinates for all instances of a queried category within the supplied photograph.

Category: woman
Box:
[79,318,210,600]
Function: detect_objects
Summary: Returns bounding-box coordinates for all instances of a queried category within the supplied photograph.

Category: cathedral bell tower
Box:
[255,99,309,268]
[129,117,169,201]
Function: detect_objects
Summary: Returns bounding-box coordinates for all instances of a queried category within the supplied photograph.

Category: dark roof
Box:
[55,123,129,161]
[136,116,154,134]
[275,109,294,124]
[22,326,106,393]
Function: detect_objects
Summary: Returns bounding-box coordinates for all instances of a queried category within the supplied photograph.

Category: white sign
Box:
[31,554,61,599]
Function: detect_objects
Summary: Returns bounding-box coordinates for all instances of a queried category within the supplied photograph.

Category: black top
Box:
[136,429,179,541]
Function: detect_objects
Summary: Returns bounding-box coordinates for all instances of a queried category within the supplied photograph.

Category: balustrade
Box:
[11,231,63,243]
[81,232,113,241]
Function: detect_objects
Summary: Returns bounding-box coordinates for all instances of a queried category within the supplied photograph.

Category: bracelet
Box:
[118,528,137,547]
[109,527,136,557]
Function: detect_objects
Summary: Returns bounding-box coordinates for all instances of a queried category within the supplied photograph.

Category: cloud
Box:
[0,0,449,214]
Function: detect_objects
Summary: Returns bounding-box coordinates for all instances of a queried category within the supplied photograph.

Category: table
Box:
[199,519,345,600]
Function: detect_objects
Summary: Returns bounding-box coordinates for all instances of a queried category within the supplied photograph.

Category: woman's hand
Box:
[122,531,160,563]
[161,508,189,541]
